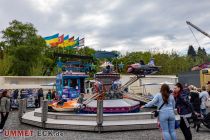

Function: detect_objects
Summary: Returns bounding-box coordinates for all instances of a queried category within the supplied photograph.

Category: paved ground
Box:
[0,109,210,140]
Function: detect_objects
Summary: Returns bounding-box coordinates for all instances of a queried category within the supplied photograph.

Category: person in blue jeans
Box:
[141,84,176,140]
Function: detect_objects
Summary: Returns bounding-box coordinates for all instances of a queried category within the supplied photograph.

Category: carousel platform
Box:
[83,99,140,113]
[21,108,180,132]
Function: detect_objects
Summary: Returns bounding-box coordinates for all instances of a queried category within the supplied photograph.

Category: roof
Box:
[62,71,88,77]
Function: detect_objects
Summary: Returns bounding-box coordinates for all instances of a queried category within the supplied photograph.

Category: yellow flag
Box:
[45,38,59,44]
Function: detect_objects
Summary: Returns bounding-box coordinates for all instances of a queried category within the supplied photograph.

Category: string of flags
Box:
[44,33,85,49]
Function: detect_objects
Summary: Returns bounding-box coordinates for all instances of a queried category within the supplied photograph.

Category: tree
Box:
[187,45,196,58]
[78,46,96,56]
[1,20,46,75]
[197,47,207,63]
[1,20,38,49]
[197,47,203,57]
[202,48,207,56]
[8,45,41,75]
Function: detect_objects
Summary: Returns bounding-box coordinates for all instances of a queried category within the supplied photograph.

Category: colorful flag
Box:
[50,34,64,47]
[58,34,64,43]
[64,35,69,40]
[64,37,78,50]
[44,33,59,40]
[58,35,75,48]
[44,34,83,49]
[58,35,69,48]
[65,36,76,47]
[44,33,59,45]
[69,36,74,42]
[74,37,80,47]
[79,38,85,47]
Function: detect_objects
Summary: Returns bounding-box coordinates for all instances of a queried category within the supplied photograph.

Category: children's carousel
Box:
[82,61,140,113]
[21,52,170,132]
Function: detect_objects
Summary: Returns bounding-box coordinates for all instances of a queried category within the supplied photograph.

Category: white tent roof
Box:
[100,62,114,67]
[142,81,174,86]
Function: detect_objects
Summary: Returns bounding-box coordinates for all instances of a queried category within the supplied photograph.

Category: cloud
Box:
[1,0,210,54]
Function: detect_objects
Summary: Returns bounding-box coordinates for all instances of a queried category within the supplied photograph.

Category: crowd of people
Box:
[141,83,210,140]
[0,88,58,108]
[0,88,59,132]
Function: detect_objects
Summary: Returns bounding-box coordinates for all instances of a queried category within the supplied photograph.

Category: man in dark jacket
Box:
[37,88,44,107]
[174,83,193,140]
[13,89,19,99]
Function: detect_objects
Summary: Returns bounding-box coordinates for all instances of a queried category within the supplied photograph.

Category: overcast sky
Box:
[1,0,210,54]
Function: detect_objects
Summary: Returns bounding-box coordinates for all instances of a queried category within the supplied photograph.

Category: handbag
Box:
[152,102,165,117]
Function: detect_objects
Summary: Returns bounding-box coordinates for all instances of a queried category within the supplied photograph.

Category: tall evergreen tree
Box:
[202,48,207,56]
[197,47,203,57]
[187,45,196,58]
[197,47,208,63]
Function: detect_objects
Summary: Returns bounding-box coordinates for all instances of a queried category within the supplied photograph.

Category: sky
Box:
[1,0,210,54]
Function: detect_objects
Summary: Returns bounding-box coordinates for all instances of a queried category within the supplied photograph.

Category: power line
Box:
[188,25,201,47]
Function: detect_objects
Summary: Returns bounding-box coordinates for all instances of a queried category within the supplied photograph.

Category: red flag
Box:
[69,36,74,42]
[50,34,64,47]
[58,34,64,44]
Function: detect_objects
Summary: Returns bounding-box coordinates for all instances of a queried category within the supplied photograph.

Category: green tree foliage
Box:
[8,45,42,75]
[1,20,46,76]
[0,56,12,75]
[2,20,37,48]
[197,47,207,62]
[197,47,203,57]
[78,46,96,56]
[114,51,204,75]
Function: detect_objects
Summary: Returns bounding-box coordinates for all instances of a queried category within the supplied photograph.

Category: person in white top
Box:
[199,86,209,116]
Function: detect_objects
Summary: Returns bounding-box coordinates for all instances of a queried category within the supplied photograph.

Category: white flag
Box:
[79,38,85,47]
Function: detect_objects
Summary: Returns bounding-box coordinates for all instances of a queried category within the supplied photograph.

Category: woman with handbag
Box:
[141,84,176,140]
[0,90,11,132]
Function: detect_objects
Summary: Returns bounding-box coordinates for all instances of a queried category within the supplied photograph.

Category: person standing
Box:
[199,86,209,116]
[13,89,19,100]
[20,89,24,99]
[174,83,193,140]
[46,89,52,100]
[189,85,201,131]
[51,90,56,100]
[141,84,176,140]
[37,88,43,107]
[0,90,11,132]
[77,93,85,104]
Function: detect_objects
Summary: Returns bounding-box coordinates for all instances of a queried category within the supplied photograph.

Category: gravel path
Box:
[0,109,210,140]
